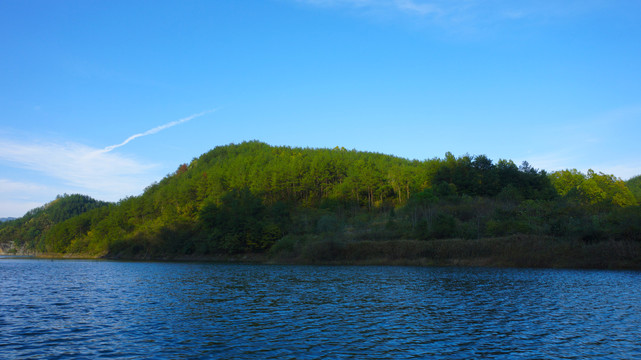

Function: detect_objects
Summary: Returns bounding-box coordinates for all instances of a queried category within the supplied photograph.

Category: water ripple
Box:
[2,258,641,359]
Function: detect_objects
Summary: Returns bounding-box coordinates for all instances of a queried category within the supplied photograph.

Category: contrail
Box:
[100,109,216,153]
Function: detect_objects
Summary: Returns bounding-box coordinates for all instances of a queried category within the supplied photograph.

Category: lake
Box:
[1,257,640,359]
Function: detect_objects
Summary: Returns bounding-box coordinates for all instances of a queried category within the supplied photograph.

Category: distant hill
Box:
[0,194,110,253]
[0,217,16,222]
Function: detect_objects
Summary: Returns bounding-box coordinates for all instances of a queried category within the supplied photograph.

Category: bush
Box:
[301,238,345,262]
[432,213,458,239]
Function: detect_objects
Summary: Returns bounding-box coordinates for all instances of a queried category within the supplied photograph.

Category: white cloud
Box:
[589,104,641,126]
[0,110,218,217]
[517,103,641,180]
[301,0,370,6]
[519,151,578,173]
[294,0,609,30]
[395,0,441,16]
[0,138,156,202]
[0,179,54,217]
[0,179,51,195]
[99,109,216,153]
[510,148,641,181]
[0,200,45,219]
[501,10,527,20]
[597,164,641,181]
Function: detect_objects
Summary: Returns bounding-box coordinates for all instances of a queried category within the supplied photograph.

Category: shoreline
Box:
[4,236,640,271]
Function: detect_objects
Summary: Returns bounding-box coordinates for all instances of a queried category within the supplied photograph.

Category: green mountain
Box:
[1,141,639,267]
[0,194,110,254]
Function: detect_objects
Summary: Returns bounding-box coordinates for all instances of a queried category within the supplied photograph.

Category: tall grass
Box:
[269,234,641,269]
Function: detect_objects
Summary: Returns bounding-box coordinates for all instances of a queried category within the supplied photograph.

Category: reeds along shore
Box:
[4,235,640,271]
[266,235,641,270]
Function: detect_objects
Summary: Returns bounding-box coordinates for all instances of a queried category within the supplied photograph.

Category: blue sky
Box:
[1,0,640,217]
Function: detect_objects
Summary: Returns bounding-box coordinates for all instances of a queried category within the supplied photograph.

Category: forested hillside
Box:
[1,141,639,266]
[0,194,110,254]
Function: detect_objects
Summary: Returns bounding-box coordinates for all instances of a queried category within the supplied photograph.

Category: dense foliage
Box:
[1,141,639,261]
[0,194,110,253]
[627,175,641,203]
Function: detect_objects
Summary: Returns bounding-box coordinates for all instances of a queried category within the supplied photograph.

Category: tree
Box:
[582,170,637,208]
[198,188,281,253]
[551,169,637,208]
[626,175,641,203]
[549,169,585,196]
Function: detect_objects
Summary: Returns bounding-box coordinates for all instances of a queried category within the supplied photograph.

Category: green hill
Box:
[0,194,110,254]
[1,141,639,268]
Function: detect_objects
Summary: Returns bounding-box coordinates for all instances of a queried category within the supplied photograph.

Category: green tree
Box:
[549,169,586,196]
[551,169,637,208]
[626,175,641,203]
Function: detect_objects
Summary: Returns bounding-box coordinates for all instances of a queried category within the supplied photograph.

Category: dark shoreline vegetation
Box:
[1,141,640,269]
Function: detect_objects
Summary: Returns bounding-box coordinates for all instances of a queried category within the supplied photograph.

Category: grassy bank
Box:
[268,235,641,270]
[5,235,640,271]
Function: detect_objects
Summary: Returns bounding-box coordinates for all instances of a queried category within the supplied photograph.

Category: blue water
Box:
[1,258,640,359]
